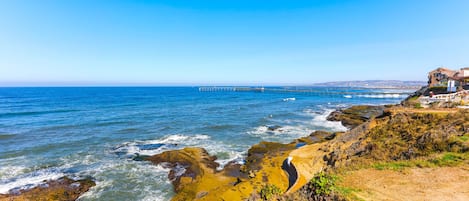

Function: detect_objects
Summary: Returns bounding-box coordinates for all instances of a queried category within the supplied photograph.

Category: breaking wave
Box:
[111,134,246,169]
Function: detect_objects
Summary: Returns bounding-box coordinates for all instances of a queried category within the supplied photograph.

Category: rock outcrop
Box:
[145,131,338,201]
[145,147,234,200]
[0,177,95,201]
[327,105,386,129]
[146,104,468,201]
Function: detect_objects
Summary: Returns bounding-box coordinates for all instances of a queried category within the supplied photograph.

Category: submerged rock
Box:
[0,177,95,201]
[267,125,282,132]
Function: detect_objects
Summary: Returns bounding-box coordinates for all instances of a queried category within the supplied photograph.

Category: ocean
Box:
[0,87,413,200]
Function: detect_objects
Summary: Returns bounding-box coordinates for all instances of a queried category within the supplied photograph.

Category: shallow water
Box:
[0,87,412,200]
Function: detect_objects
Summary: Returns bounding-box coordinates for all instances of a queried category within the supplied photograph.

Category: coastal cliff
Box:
[148,100,468,200]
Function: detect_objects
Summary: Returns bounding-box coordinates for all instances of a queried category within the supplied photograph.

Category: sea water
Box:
[0,87,413,200]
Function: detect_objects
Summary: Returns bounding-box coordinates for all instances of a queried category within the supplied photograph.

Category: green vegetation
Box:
[413,102,423,109]
[303,172,364,201]
[334,186,364,201]
[373,161,413,171]
[456,134,469,142]
[361,111,469,161]
[373,152,469,171]
[308,172,338,196]
[259,184,282,201]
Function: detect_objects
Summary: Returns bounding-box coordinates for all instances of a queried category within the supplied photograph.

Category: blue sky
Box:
[1,0,469,86]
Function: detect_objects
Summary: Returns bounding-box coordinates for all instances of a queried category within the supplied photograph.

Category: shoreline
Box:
[136,87,468,200]
[2,86,467,200]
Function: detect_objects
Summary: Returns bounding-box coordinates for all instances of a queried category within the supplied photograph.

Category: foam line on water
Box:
[112,134,247,168]
[308,109,348,132]
[0,167,64,194]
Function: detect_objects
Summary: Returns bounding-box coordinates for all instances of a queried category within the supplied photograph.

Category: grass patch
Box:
[335,186,365,201]
[259,184,282,201]
[373,161,412,171]
[429,152,466,166]
[408,96,419,101]
[372,152,469,171]
[306,172,365,201]
[458,135,469,142]
[413,103,423,109]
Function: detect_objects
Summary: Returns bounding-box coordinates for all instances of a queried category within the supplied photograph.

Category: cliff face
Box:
[326,110,469,168]
[146,106,468,201]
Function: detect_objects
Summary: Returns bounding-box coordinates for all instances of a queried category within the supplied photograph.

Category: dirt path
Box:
[341,165,469,201]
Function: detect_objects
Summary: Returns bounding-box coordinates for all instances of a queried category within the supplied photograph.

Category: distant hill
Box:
[312,80,427,89]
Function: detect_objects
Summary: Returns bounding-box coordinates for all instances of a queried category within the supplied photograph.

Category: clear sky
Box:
[1,0,469,86]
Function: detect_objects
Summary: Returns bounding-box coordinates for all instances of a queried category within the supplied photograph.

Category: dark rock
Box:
[327,105,385,129]
[0,176,95,201]
[132,153,151,161]
[267,125,282,132]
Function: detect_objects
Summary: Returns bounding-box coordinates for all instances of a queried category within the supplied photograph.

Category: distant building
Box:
[428,67,469,91]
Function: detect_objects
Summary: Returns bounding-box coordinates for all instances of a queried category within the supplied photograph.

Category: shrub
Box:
[259,184,282,201]
[308,172,337,196]
[413,103,423,109]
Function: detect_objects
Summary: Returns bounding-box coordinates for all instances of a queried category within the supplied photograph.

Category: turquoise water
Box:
[0,87,412,200]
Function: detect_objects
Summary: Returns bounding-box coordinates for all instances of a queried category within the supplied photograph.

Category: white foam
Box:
[77,159,173,201]
[283,97,296,102]
[0,168,64,194]
[113,134,247,169]
[308,109,348,132]
[247,124,315,143]
[356,94,405,99]
[214,151,246,170]
[0,165,27,181]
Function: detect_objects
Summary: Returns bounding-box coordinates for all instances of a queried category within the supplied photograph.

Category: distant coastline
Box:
[312,80,427,89]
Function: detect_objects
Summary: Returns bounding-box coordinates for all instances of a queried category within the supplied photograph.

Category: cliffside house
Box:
[428,67,469,92]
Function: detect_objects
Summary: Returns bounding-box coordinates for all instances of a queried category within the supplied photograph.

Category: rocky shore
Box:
[0,177,95,201]
[144,92,468,200]
[2,87,468,201]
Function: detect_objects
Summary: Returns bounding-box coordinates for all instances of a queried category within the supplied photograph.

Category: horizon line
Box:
[0,80,427,88]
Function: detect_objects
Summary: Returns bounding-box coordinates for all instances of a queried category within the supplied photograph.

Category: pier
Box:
[198,86,413,97]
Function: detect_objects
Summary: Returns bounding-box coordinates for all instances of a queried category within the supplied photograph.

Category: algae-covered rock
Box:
[146,147,220,193]
[0,177,95,201]
[327,105,385,129]
[146,141,319,200]
[296,131,336,145]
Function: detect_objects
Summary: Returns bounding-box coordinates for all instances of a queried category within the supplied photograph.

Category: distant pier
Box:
[198,86,265,92]
[198,86,413,97]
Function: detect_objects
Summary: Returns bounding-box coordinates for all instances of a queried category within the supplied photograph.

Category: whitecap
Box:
[0,167,65,194]
[304,109,348,132]
[0,165,27,181]
[112,134,247,169]
[283,97,296,102]
[356,93,405,99]
[247,124,315,143]
[77,159,173,201]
